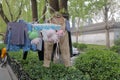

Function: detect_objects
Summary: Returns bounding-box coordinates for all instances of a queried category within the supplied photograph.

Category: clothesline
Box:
[32,23,61,30]
[38,4,69,22]
[37,0,58,22]
[5,20,64,52]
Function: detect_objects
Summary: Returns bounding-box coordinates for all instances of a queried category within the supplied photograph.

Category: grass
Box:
[86,44,106,50]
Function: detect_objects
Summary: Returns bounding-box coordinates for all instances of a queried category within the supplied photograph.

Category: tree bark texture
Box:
[31,0,38,22]
[59,0,68,10]
[49,0,59,14]
[59,0,69,19]
[76,18,80,43]
[104,5,110,48]
[48,0,69,19]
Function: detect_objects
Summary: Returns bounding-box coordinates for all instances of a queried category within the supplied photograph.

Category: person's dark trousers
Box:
[38,50,44,61]
[51,43,57,61]
[51,31,73,61]
[23,41,44,60]
[23,51,28,60]
[38,41,44,61]
[23,50,44,60]
[68,31,73,57]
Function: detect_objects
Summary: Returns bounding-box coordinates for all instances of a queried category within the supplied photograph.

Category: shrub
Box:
[77,43,87,51]
[41,64,90,80]
[9,50,90,80]
[87,44,106,50]
[110,45,120,53]
[22,62,90,80]
[111,38,120,53]
[114,38,120,46]
[72,42,78,48]
[74,49,120,80]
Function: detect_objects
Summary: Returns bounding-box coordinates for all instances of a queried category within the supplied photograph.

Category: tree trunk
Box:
[0,3,9,24]
[31,0,38,22]
[49,0,59,14]
[76,18,80,43]
[59,0,68,10]
[104,5,110,48]
[72,17,75,28]
[106,29,110,48]
[59,0,69,20]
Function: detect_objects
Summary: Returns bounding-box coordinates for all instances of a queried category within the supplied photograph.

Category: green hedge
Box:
[9,50,90,80]
[114,38,120,46]
[72,42,78,48]
[20,60,90,80]
[110,45,120,53]
[110,38,120,54]
[77,43,87,51]
[74,49,120,80]
[72,42,87,51]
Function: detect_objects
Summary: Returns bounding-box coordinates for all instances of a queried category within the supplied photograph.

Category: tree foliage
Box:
[0,0,45,32]
[0,0,26,23]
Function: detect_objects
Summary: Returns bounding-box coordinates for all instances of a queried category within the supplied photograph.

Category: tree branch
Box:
[42,1,47,21]
[5,0,13,21]
[31,0,38,21]
[14,0,23,21]
[0,3,9,24]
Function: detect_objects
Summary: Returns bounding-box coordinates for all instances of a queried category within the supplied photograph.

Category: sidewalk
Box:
[0,64,18,80]
[0,67,11,80]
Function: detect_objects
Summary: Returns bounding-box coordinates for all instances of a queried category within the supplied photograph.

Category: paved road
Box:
[0,64,18,80]
[0,68,11,80]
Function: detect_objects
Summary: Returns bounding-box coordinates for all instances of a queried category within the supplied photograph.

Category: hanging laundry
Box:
[31,38,42,51]
[41,29,48,41]
[5,22,28,45]
[5,21,38,52]
[32,23,61,31]
[5,20,63,52]
[31,38,41,45]
[41,29,64,43]
[28,30,39,40]
[56,30,65,38]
